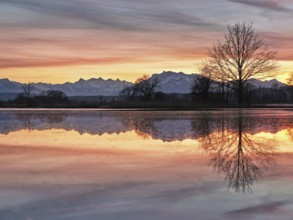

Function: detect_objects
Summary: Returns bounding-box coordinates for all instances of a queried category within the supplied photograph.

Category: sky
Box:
[1,0,293,83]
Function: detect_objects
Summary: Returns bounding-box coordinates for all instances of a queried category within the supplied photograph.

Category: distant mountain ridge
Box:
[0,71,287,100]
[151,71,199,93]
[0,77,132,98]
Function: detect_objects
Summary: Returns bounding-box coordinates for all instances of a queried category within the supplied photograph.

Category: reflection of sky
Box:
[0,128,292,153]
[0,110,293,219]
[1,0,293,82]
[0,128,293,219]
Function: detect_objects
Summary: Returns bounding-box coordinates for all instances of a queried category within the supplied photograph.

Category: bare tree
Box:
[286,72,293,102]
[287,72,293,86]
[209,23,278,105]
[119,85,137,101]
[135,75,160,101]
[191,61,214,102]
[37,90,68,105]
[207,61,232,103]
[22,82,34,106]
[243,82,256,105]
[120,75,160,101]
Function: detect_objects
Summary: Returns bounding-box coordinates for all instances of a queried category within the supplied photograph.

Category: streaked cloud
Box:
[0,0,292,82]
[0,0,218,31]
[228,0,292,13]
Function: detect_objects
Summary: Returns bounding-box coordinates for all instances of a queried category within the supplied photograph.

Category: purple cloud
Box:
[229,0,291,13]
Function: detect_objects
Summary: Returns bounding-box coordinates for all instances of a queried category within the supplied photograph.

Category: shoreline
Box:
[0,105,293,111]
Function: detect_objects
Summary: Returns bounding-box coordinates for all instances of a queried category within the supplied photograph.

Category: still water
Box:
[0,109,292,220]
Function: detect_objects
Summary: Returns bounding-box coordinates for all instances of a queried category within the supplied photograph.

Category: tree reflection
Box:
[201,114,275,193]
[133,117,158,139]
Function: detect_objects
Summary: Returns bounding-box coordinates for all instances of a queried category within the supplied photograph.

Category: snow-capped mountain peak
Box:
[247,78,286,89]
[151,71,199,93]
[0,72,287,98]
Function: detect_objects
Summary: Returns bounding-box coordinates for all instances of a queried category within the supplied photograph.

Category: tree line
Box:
[13,83,69,106]
[118,74,290,105]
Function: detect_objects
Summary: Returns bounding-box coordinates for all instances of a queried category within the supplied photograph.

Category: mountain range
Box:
[0,71,287,100]
[0,110,291,141]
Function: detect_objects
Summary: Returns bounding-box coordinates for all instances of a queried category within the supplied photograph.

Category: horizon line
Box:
[0,70,285,85]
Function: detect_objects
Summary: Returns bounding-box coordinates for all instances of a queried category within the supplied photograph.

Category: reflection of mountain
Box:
[201,114,275,193]
[0,110,292,141]
[0,111,134,135]
[132,115,195,141]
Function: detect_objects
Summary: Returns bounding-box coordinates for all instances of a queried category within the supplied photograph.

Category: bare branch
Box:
[208,23,278,105]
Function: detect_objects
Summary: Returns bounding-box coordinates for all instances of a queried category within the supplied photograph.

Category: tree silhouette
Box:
[201,114,275,193]
[191,61,214,103]
[208,23,278,105]
[22,82,34,106]
[119,75,160,101]
[37,90,68,105]
[119,86,136,101]
[135,75,160,101]
[286,72,293,102]
[287,72,293,86]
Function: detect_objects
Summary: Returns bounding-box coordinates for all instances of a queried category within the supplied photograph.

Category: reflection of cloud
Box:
[225,200,291,216]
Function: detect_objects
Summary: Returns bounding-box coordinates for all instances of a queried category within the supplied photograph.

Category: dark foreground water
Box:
[0,109,293,220]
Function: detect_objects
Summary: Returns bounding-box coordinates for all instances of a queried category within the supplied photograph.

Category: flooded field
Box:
[0,109,293,220]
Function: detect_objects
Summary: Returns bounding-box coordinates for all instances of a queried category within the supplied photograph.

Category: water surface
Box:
[0,109,293,220]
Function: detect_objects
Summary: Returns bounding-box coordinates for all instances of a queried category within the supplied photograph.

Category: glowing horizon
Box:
[1,127,292,153]
[1,0,293,83]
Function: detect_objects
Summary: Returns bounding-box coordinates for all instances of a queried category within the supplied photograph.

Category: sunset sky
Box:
[1,0,293,83]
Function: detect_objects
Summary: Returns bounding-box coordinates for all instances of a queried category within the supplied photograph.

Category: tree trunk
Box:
[26,94,30,107]
[238,82,243,106]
